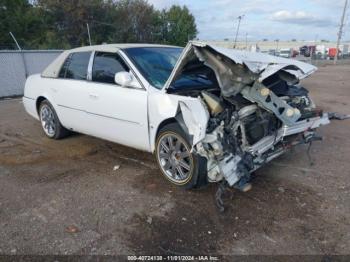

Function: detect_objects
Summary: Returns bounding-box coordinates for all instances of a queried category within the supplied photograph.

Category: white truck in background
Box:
[316,45,326,59]
[279,48,292,58]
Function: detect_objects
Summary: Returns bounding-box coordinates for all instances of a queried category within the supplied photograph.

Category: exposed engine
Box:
[194,83,327,190]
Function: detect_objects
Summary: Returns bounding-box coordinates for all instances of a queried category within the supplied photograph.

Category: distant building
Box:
[205,40,349,54]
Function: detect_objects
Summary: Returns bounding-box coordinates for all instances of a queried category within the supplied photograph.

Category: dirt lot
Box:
[0,64,350,257]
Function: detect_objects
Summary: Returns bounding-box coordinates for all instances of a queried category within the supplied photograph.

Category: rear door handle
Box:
[89,93,99,99]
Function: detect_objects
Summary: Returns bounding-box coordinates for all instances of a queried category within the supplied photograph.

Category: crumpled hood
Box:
[164,41,317,94]
[205,44,317,80]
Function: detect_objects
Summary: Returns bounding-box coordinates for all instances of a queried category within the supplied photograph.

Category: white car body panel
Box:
[83,81,149,151]
[147,91,209,152]
[24,74,92,132]
[23,74,55,120]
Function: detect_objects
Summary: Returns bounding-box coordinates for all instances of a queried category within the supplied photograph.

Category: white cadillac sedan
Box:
[23,42,330,191]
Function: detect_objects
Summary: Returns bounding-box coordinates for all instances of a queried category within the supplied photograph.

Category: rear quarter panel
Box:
[23,74,61,122]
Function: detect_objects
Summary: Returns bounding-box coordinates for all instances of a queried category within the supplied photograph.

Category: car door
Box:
[53,51,92,133]
[84,51,150,151]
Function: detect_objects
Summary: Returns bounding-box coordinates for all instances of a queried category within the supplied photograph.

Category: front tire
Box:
[155,123,206,189]
[39,100,69,139]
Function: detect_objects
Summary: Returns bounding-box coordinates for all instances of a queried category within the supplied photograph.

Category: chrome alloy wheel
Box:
[40,104,56,137]
[157,133,193,184]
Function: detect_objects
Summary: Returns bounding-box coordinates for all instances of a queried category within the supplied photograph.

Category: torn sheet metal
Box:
[163,41,317,94]
[178,100,210,145]
[148,92,209,151]
[193,46,257,96]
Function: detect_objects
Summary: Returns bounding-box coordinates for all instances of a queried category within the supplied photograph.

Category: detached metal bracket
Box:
[328,112,350,120]
[241,82,301,126]
[214,181,233,213]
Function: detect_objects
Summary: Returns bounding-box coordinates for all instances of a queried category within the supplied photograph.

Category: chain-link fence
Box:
[0,50,62,98]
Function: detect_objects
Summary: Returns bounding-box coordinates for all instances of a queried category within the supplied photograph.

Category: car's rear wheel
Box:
[155,123,206,189]
[39,100,69,139]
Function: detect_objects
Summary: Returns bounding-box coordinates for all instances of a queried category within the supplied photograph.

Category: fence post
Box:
[9,32,28,78]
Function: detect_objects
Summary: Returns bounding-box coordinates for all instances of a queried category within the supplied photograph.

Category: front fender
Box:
[178,100,209,145]
[148,92,209,152]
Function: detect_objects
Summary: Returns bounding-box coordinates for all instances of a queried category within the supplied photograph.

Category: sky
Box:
[148,0,349,42]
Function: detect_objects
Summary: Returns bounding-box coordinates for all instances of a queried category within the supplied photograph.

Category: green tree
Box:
[162,5,197,46]
[0,0,46,49]
[0,0,198,49]
[35,0,164,46]
[111,0,161,43]
[36,0,108,48]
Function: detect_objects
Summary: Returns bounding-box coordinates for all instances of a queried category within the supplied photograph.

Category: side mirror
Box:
[114,71,141,89]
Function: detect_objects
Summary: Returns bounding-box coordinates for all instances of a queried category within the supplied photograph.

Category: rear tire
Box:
[39,100,70,139]
[155,122,207,189]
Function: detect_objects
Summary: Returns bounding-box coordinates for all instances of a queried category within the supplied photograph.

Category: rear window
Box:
[59,52,91,80]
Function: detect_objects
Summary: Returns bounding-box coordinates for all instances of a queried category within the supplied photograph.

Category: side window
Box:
[92,52,129,84]
[58,52,91,80]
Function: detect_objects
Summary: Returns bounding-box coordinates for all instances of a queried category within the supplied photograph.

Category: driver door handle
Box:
[89,93,99,99]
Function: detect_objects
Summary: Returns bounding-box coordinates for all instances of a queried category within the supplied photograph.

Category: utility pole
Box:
[275,39,279,50]
[86,23,92,46]
[233,15,244,49]
[334,0,348,64]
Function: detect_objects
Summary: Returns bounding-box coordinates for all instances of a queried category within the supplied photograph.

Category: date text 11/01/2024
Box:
[127,255,219,261]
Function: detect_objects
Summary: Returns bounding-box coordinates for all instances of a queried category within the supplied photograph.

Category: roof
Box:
[69,43,180,53]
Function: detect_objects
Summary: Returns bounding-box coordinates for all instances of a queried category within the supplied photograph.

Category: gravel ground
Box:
[0,64,349,257]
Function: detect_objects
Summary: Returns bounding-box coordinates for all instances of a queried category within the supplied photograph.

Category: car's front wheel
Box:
[39,100,69,139]
[155,123,206,189]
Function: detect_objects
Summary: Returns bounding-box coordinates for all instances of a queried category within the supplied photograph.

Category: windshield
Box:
[123,47,183,89]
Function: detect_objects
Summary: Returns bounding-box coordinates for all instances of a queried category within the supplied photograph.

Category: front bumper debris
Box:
[246,113,330,155]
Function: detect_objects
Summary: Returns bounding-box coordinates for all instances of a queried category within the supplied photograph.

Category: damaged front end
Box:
[164,41,330,195]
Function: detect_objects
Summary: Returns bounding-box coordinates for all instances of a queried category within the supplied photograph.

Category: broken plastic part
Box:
[201,91,224,116]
